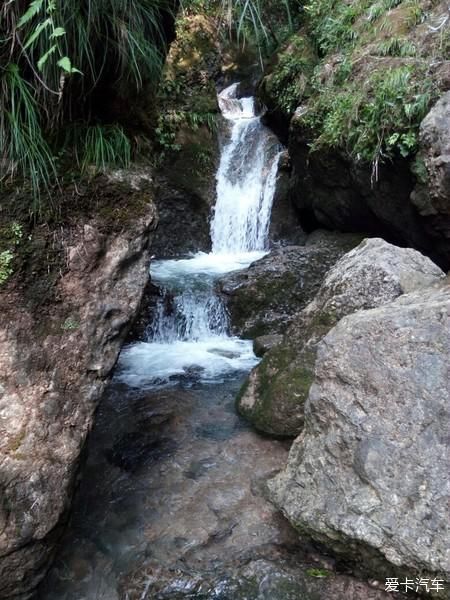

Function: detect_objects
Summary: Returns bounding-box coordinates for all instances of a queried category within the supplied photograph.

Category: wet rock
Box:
[218,230,362,338]
[120,558,395,600]
[411,91,450,266]
[268,150,306,246]
[0,170,157,599]
[237,239,445,437]
[270,281,450,592]
[106,432,177,472]
[209,348,241,359]
[150,13,221,259]
[253,334,284,357]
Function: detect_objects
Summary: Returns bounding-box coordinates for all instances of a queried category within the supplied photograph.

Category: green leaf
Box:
[57,56,72,72]
[23,18,51,49]
[37,44,57,70]
[17,0,45,27]
[50,27,66,39]
[57,57,82,75]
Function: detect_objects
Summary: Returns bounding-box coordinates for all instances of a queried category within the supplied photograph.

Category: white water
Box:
[117,84,283,388]
[212,84,282,253]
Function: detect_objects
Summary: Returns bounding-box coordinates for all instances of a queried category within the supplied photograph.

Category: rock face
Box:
[151,164,216,258]
[218,231,362,338]
[411,92,450,264]
[237,239,445,437]
[269,280,450,591]
[288,113,450,270]
[0,172,157,599]
[268,150,305,247]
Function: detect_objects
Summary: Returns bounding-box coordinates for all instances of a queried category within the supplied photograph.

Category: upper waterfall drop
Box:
[211,83,283,254]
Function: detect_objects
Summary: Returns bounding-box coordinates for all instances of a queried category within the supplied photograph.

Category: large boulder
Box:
[218,231,362,338]
[237,239,445,437]
[0,171,157,599]
[411,91,450,265]
[269,280,450,592]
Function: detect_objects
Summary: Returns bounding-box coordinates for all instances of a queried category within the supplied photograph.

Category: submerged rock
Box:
[218,230,362,338]
[237,238,445,437]
[269,280,450,592]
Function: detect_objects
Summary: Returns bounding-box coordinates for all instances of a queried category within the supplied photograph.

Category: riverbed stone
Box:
[120,558,394,600]
[269,280,450,593]
[237,238,445,437]
[218,230,363,338]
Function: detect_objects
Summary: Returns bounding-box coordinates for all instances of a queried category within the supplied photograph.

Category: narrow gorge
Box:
[0,2,449,600]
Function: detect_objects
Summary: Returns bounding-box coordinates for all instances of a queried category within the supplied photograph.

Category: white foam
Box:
[117,337,258,388]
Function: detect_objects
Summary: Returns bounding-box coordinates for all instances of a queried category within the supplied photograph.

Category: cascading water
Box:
[212,83,282,253]
[117,83,283,388]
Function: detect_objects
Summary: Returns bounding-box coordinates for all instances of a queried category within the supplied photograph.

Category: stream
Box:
[38,85,357,600]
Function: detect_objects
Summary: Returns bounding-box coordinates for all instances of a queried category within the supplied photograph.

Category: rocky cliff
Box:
[259,0,450,268]
[0,170,157,599]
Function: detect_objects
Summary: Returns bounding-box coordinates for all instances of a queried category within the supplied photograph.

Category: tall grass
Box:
[0,0,173,202]
[65,123,132,172]
[220,0,299,58]
[0,63,56,200]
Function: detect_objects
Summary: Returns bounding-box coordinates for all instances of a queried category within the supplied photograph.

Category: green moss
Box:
[306,568,332,578]
[0,250,14,285]
[61,316,80,331]
[0,222,25,286]
[5,429,26,454]
[411,155,429,184]
[237,304,343,436]
[154,13,220,158]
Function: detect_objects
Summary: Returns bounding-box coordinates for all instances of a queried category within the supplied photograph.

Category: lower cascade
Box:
[118,83,282,389]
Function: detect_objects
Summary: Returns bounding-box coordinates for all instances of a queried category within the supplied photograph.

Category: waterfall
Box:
[211,84,282,253]
[117,83,283,388]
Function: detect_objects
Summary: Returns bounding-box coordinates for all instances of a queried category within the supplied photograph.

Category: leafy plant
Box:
[0,251,14,286]
[304,66,435,167]
[61,316,80,331]
[0,222,25,285]
[264,34,316,114]
[306,568,331,578]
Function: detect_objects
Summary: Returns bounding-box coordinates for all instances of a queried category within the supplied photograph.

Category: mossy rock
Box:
[236,310,337,437]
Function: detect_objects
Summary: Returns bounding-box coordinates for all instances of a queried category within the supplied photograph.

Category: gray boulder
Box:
[0,170,157,599]
[218,231,362,338]
[237,239,445,437]
[269,281,450,592]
